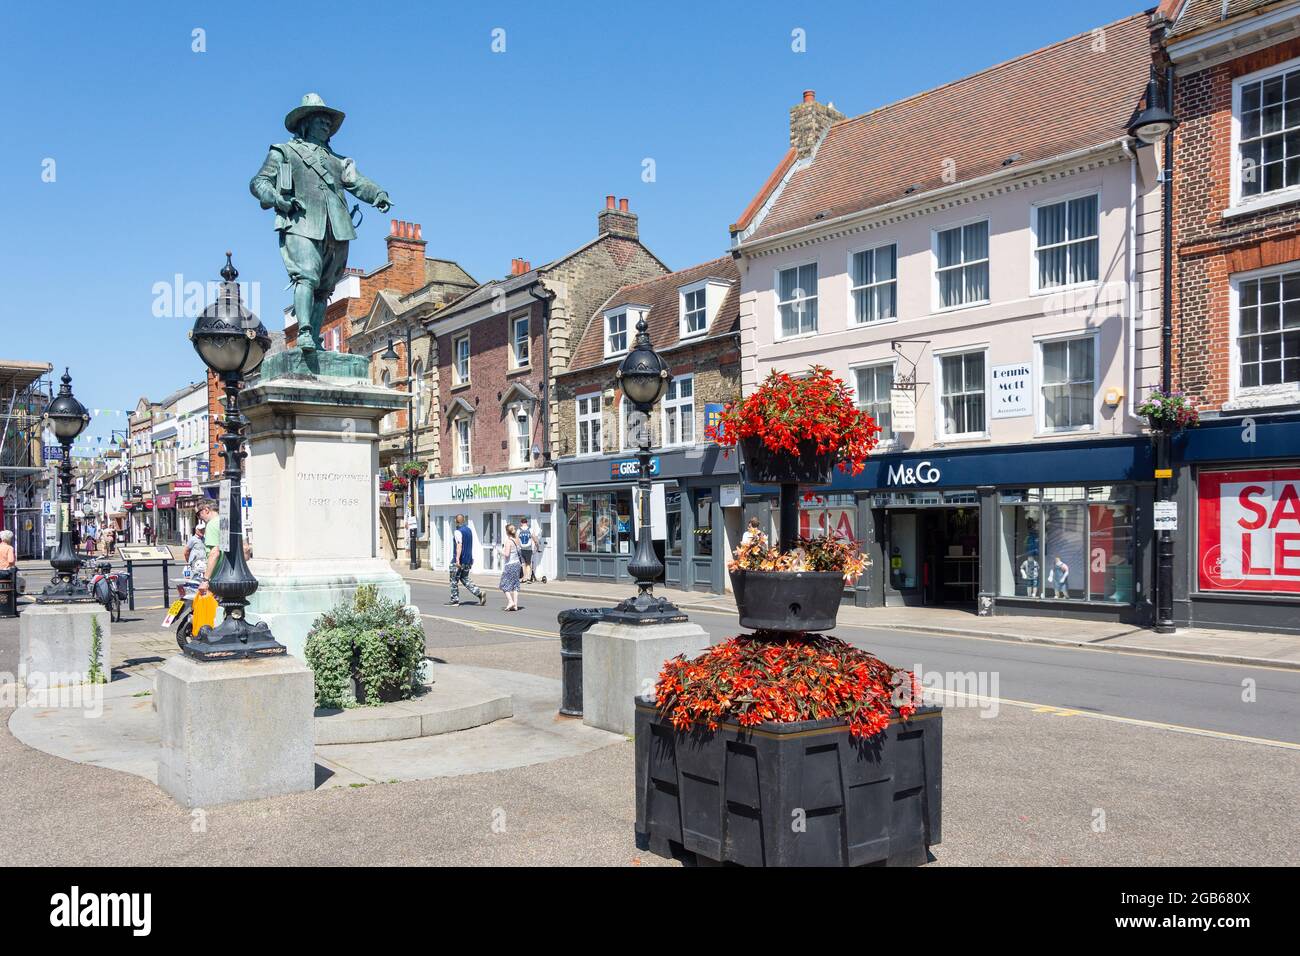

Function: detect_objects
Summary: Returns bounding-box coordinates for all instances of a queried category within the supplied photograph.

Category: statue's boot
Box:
[293,281,319,352]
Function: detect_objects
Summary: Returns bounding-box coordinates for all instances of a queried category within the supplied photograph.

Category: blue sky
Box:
[2,0,1144,453]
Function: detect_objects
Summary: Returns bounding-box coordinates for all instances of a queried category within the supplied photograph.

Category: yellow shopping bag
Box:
[192,591,219,637]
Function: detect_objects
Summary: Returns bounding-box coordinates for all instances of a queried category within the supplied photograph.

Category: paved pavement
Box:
[0,624,1295,865]
[0,562,1295,865]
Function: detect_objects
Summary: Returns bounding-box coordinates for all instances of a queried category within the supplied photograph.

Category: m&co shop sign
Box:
[1198,467,1300,592]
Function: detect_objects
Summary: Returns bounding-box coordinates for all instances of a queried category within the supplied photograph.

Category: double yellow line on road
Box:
[421,613,556,641]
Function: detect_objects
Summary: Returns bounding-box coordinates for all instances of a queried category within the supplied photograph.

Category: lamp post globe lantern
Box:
[607,317,685,625]
[183,253,285,660]
[1129,72,1177,146]
[38,369,93,602]
[189,253,272,377]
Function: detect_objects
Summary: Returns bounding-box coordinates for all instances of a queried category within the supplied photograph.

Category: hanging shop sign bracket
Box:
[890,339,931,391]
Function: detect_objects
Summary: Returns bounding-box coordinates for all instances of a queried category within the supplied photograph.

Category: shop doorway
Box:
[886,505,980,607]
[482,511,501,571]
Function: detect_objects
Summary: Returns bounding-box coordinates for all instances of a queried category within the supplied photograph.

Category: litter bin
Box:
[0,569,16,618]
[557,608,607,717]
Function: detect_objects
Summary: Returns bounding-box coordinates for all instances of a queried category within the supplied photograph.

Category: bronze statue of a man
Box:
[250,93,393,351]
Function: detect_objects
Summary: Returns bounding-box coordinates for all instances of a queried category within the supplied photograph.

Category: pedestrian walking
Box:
[740,517,766,548]
[184,520,208,583]
[84,525,97,556]
[447,514,486,607]
[498,523,523,611]
[101,528,116,557]
[0,530,16,570]
[518,517,536,583]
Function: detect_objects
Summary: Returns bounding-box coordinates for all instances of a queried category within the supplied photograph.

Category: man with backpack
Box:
[518,516,537,584]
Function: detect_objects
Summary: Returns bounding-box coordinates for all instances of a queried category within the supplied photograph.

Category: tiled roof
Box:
[568,256,739,373]
[741,13,1154,244]
[1165,0,1287,38]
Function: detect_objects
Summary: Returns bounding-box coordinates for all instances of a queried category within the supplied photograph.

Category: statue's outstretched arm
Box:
[341,158,391,211]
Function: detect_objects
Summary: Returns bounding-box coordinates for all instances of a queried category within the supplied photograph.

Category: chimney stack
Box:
[385,219,427,291]
[790,89,843,160]
[597,195,638,240]
[509,258,533,276]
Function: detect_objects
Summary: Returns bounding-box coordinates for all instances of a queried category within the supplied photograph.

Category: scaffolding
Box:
[1,360,54,558]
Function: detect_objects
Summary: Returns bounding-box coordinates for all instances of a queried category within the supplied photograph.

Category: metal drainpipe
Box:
[528,283,555,467]
[1155,63,1176,635]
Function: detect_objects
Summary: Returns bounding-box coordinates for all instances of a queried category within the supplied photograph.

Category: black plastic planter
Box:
[634,699,942,866]
[731,569,845,632]
[739,436,834,486]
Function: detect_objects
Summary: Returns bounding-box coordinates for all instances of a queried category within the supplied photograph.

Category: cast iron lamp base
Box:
[603,588,687,627]
[36,576,95,604]
[184,609,287,661]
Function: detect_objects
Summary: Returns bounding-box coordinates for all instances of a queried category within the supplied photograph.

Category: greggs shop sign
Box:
[1199,467,1300,592]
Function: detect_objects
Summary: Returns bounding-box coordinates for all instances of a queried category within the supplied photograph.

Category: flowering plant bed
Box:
[1138,387,1200,432]
[655,634,918,736]
[706,365,881,476]
[728,536,867,583]
[636,636,941,867]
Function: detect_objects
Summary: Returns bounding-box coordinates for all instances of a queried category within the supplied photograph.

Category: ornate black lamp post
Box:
[606,317,686,625]
[185,253,285,660]
[38,369,92,602]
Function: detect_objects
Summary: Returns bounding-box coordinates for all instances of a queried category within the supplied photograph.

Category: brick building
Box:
[553,256,743,593]
[1160,0,1300,632]
[412,196,669,577]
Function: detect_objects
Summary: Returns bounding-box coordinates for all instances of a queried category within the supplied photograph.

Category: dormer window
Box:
[606,310,628,357]
[604,306,647,358]
[678,279,730,339]
[683,288,706,335]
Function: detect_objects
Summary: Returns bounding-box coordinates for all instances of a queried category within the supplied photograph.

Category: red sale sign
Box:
[1198,467,1300,592]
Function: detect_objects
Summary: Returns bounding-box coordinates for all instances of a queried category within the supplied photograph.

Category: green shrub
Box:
[304,584,426,708]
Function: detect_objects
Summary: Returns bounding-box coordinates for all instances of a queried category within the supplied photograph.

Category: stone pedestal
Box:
[156,653,314,807]
[582,619,712,736]
[240,349,413,658]
[18,603,111,690]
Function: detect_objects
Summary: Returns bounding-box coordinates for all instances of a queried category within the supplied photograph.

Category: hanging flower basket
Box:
[706,365,881,483]
[399,460,426,478]
[1138,387,1200,433]
[740,436,835,486]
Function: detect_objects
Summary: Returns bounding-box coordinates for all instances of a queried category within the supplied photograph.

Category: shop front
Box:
[155,491,177,543]
[554,445,742,594]
[423,469,557,581]
[747,436,1155,623]
[1173,412,1300,634]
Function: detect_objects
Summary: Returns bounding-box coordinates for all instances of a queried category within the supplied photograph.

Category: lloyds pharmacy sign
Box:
[450,481,514,503]
[886,460,942,486]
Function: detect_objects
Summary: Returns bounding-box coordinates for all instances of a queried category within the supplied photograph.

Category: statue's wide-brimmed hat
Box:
[284,93,345,136]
